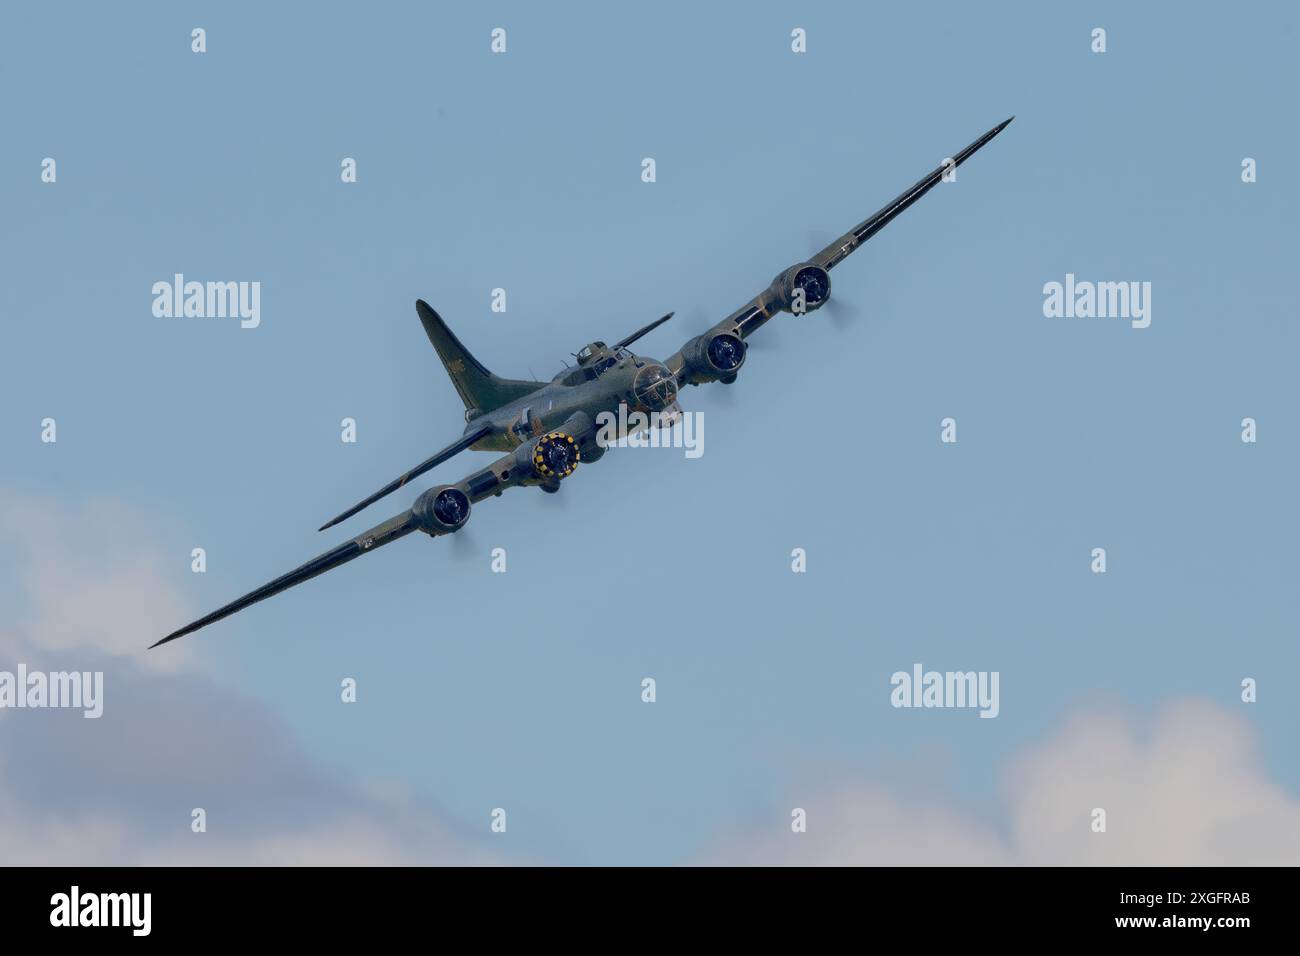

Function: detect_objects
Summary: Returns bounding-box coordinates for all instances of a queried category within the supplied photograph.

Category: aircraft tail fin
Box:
[415,300,544,415]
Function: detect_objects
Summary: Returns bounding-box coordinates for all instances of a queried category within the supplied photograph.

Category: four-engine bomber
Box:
[153,117,1013,648]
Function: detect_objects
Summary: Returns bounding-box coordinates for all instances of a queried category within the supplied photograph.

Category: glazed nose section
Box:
[632,363,678,412]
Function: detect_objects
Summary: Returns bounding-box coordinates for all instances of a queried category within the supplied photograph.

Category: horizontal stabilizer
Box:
[318,424,492,531]
[614,312,674,350]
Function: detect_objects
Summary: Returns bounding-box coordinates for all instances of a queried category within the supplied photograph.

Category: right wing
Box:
[151,510,418,648]
[153,412,598,649]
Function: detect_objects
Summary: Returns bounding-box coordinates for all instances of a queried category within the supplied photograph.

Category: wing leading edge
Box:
[150,510,417,648]
[665,116,1013,366]
[153,412,600,648]
[811,116,1014,272]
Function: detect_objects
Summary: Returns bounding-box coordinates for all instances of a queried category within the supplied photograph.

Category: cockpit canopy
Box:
[574,341,632,378]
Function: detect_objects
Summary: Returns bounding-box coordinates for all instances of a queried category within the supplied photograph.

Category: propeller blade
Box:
[614,312,674,350]
[813,116,1013,271]
[151,510,417,648]
[318,424,491,531]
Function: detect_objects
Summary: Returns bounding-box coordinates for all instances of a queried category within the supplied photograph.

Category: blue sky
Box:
[2,1,1298,865]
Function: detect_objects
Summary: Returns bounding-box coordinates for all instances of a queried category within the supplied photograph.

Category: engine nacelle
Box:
[412,485,472,535]
[521,431,580,481]
[768,262,831,314]
[677,330,747,385]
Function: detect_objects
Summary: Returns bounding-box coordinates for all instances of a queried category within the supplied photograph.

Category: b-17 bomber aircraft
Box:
[152,117,1013,648]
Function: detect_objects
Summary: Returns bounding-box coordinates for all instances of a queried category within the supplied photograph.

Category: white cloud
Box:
[0,490,505,865]
[0,493,196,672]
[1006,701,1300,865]
[7,489,1297,866]
[702,700,1300,866]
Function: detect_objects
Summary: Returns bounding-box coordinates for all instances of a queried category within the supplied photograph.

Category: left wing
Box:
[665,117,1012,384]
[807,116,1013,274]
